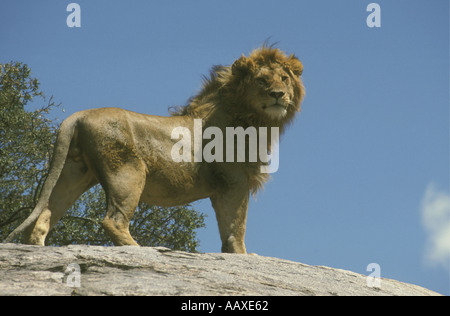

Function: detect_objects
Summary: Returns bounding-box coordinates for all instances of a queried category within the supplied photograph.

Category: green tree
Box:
[0,62,205,252]
[0,62,56,235]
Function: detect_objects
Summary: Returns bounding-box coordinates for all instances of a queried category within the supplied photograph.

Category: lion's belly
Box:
[140,164,213,207]
[140,181,211,206]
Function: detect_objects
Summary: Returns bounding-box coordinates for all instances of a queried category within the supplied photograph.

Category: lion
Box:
[4,46,305,253]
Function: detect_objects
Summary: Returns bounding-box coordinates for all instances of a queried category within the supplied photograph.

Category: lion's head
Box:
[172,46,305,130]
[230,47,304,123]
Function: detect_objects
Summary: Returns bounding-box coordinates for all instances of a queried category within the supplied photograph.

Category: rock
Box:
[0,243,442,296]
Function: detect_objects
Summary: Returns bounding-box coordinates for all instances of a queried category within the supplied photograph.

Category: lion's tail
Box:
[3,113,81,243]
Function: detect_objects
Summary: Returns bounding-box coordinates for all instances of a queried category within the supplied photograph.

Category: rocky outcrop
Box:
[0,243,441,296]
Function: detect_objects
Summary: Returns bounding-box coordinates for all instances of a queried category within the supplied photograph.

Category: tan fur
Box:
[5,46,305,253]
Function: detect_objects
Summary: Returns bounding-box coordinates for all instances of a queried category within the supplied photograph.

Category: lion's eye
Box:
[257,77,268,86]
[281,75,289,82]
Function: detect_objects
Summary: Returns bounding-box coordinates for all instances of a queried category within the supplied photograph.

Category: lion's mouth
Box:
[272,103,287,109]
[261,102,288,120]
[263,102,287,110]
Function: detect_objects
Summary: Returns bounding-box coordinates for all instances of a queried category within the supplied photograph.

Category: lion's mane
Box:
[171,45,305,193]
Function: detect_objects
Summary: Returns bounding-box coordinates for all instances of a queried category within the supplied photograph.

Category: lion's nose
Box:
[268,90,285,100]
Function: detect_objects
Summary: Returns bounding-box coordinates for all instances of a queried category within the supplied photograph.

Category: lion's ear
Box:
[231,55,255,76]
[287,54,303,77]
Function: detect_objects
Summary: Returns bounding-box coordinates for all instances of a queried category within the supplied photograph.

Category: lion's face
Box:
[250,64,297,120]
[231,47,304,122]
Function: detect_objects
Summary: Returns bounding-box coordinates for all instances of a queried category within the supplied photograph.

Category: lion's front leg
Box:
[211,188,249,254]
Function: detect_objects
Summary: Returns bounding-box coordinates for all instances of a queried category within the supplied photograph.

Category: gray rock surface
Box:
[0,243,442,296]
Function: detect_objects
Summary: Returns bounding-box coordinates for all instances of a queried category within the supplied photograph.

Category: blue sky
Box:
[1,1,448,295]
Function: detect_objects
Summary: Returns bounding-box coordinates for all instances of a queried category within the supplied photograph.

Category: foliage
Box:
[0,62,58,236]
[0,62,205,251]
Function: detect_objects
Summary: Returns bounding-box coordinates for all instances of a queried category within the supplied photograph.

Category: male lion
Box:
[5,46,305,253]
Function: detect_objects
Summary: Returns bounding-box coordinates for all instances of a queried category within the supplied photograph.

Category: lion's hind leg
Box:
[25,159,97,245]
[100,163,146,246]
